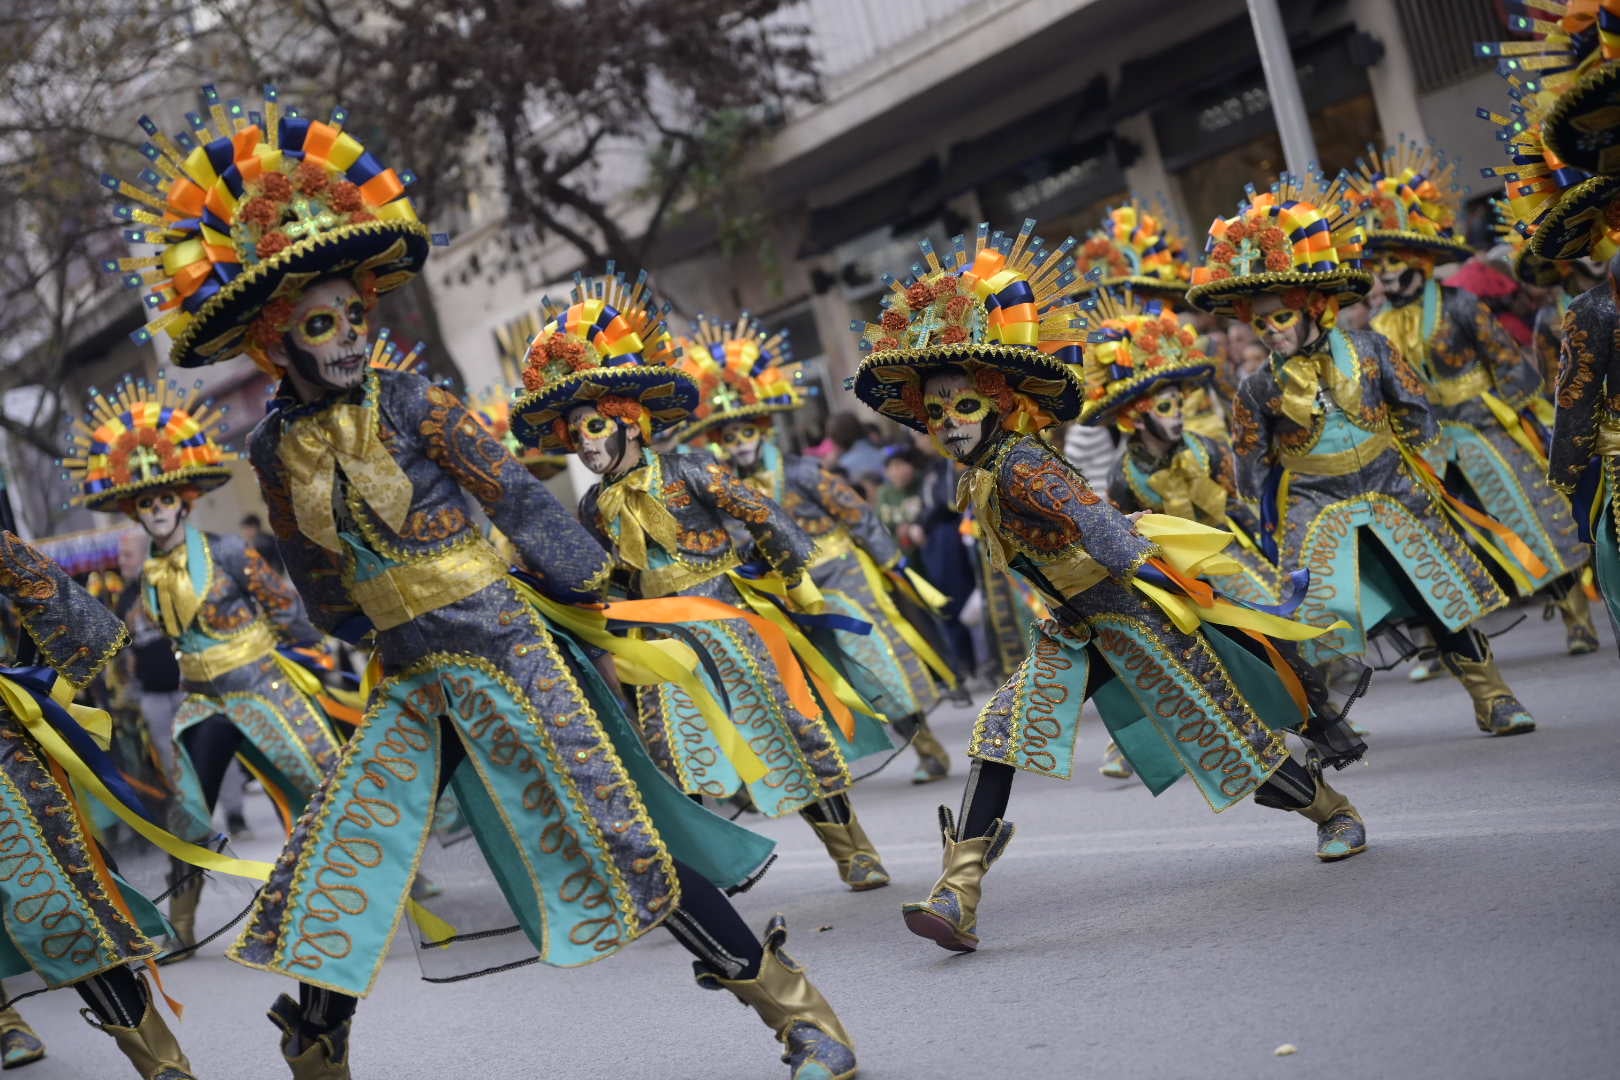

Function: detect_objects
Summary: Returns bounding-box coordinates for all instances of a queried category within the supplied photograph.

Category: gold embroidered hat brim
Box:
[1362,228,1474,262]
[1526,172,1620,261]
[851,343,1082,433]
[680,400,795,441]
[168,221,433,369]
[79,465,236,513]
[1510,241,1566,287]
[511,366,700,452]
[1543,63,1620,176]
[1184,268,1373,316]
[1078,358,1216,427]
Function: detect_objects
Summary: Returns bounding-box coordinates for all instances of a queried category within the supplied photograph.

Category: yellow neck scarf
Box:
[1275,349,1338,429]
[1146,449,1229,524]
[143,542,203,637]
[279,402,413,553]
[597,464,683,571]
[955,467,1010,571]
[1372,300,1428,379]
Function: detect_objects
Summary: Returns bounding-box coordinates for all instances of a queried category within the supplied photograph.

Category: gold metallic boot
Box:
[1297,776,1367,862]
[86,983,196,1080]
[901,806,1014,952]
[1553,585,1600,655]
[695,915,857,1080]
[164,872,202,960]
[908,719,951,784]
[1441,640,1536,736]
[1098,740,1133,779]
[805,808,890,891]
[0,1004,44,1069]
[267,994,351,1080]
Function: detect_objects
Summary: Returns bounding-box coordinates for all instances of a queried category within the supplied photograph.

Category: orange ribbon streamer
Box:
[1411,455,1550,581]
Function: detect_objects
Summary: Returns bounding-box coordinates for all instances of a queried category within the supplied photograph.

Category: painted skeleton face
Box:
[921,372,995,463]
[1248,295,1314,358]
[133,489,186,547]
[1141,386,1185,443]
[717,420,766,471]
[277,279,371,392]
[567,403,639,476]
[1372,252,1425,304]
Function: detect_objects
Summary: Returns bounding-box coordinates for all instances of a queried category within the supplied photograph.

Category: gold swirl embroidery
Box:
[0,782,98,967]
[1015,632,1072,774]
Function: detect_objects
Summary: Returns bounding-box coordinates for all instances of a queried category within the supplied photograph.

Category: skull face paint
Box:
[922,372,995,463]
[1248,294,1316,358]
[273,279,371,394]
[567,403,640,477]
[1140,386,1185,445]
[717,420,766,472]
[1372,252,1425,306]
[133,489,187,551]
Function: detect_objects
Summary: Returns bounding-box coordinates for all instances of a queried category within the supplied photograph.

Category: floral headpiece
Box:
[678,313,803,439]
[509,266,695,452]
[1075,290,1212,427]
[1344,141,1472,261]
[849,219,1087,433]
[1074,200,1194,299]
[62,377,238,513]
[1185,172,1370,315]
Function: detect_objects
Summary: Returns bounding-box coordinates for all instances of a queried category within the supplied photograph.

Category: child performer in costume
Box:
[0,530,197,1078]
[678,313,957,784]
[63,379,344,952]
[103,86,857,1080]
[1187,172,1541,736]
[1346,143,1597,654]
[850,220,1372,955]
[511,272,897,893]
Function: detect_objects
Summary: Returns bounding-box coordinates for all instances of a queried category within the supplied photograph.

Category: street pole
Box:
[1247,0,1319,178]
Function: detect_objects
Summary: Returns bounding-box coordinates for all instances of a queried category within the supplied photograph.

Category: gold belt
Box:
[808,530,854,568]
[636,551,740,600]
[178,621,277,684]
[1599,418,1620,457]
[1279,427,1395,476]
[1425,368,1491,407]
[349,541,509,631]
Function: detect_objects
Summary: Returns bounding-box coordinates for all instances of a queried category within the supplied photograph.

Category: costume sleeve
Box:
[249,417,364,636]
[0,531,127,688]
[1532,305,1563,387]
[1550,290,1610,491]
[1461,293,1543,407]
[1370,331,1442,458]
[791,456,899,566]
[689,457,814,582]
[211,533,321,644]
[1229,371,1276,501]
[417,381,609,602]
[994,439,1155,582]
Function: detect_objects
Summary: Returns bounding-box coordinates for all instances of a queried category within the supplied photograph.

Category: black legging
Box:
[176,713,245,810]
[74,965,149,1028]
[293,718,765,1042]
[955,646,1323,839]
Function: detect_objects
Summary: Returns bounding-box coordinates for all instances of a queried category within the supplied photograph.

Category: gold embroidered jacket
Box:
[1552,283,1620,492]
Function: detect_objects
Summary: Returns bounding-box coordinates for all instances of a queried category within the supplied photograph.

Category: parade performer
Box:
[1346,143,1597,654]
[101,86,856,1079]
[850,220,1372,955]
[1186,173,1540,736]
[0,529,196,1078]
[677,312,956,784]
[63,378,344,952]
[511,271,897,892]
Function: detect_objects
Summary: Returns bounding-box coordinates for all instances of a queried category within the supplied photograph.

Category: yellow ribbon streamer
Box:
[1146,449,1231,524]
[1397,443,1543,593]
[280,402,414,552]
[504,576,767,784]
[851,547,957,686]
[596,466,684,572]
[1479,390,1548,465]
[143,545,203,637]
[898,566,950,611]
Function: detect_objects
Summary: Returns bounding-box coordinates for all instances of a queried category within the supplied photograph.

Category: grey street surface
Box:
[19,614,1619,1079]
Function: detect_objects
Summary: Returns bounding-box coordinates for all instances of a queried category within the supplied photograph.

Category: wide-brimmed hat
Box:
[510,268,696,452]
[1076,290,1214,427]
[1344,141,1475,262]
[676,314,802,440]
[102,85,440,368]
[63,378,238,513]
[850,220,1086,432]
[1185,173,1372,315]
[1074,200,1194,302]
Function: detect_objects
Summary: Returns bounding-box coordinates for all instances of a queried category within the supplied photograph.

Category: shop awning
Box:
[796,157,942,257]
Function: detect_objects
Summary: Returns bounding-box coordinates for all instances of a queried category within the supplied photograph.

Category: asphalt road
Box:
[16,613,1618,1079]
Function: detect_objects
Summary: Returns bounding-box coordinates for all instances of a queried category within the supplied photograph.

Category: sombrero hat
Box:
[1076,290,1214,427]
[101,85,441,368]
[850,219,1087,433]
[676,314,803,440]
[509,268,696,452]
[63,377,238,513]
[1075,199,1195,302]
[1344,141,1475,262]
[1185,172,1372,315]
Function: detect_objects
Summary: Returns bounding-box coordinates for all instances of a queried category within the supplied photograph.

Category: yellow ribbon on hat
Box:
[281,403,413,552]
[143,545,203,637]
[597,468,683,572]
[1146,450,1230,524]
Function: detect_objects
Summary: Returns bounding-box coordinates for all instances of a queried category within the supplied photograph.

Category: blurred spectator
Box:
[913,454,977,677]
[876,449,926,554]
[240,512,281,570]
[1449,250,1535,347]
[827,412,888,480]
[1061,423,1121,488]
